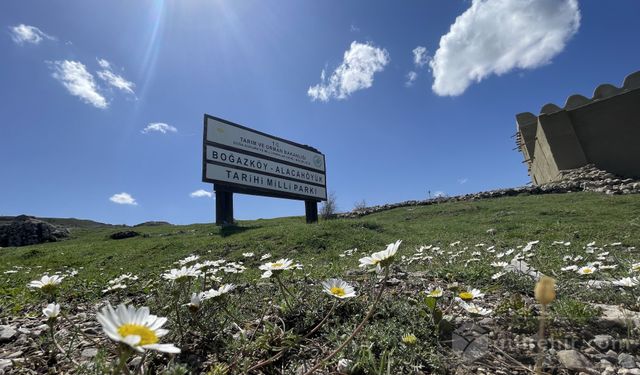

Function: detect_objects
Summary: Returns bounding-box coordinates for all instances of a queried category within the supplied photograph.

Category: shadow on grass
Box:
[219,224,260,237]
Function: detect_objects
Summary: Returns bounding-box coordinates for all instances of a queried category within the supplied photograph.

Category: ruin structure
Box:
[516,70,640,185]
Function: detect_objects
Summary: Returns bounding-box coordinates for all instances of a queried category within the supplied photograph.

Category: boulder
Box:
[109,231,141,240]
[557,350,593,371]
[0,215,69,247]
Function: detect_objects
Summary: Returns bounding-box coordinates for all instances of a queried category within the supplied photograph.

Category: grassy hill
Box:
[1,192,639,373]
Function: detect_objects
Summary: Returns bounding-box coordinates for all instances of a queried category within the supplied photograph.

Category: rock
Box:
[619,353,637,369]
[0,325,17,343]
[558,350,593,370]
[602,366,616,375]
[109,231,140,240]
[0,215,69,247]
[81,348,98,358]
[593,335,614,350]
[0,359,12,371]
[386,277,402,286]
[595,304,640,330]
[619,370,640,375]
[604,350,619,363]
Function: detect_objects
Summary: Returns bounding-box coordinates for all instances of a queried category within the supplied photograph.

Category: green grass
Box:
[2,192,640,373]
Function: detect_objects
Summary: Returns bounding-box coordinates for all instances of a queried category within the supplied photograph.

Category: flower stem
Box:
[275,275,293,310]
[302,268,389,375]
[247,300,338,373]
[535,304,547,375]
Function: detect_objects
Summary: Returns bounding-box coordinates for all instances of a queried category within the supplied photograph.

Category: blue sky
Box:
[1,0,639,225]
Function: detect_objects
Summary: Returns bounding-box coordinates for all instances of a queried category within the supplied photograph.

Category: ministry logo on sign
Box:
[313,155,323,168]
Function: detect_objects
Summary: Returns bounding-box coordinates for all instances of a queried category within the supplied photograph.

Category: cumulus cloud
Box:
[430,0,580,96]
[405,71,418,87]
[190,189,213,198]
[10,24,55,44]
[308,41,389,101]
[412,46,431,67]
[96,58,135,95]
[109,192,137,205]
[141,123,177,134]
[49,60,108,108]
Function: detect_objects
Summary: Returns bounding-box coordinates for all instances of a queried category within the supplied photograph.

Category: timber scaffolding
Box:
[515,70,640,185]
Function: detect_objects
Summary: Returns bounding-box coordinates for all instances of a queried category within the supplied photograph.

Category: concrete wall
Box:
[516,71,640,184]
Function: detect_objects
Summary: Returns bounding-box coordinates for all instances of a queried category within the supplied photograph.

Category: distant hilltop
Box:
[0,215,119,229]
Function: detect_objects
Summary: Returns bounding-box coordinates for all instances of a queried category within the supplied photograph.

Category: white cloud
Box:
[412,46,431,67]
[190,189,213,198]
[458,178,469,185]
[405,71,418,87]
[97,58,111,69]
[49,60,108,108]
[97,70,135,95]
[430,0,580,96]
[10,24,55,45]
[96,58,135,95]
[141,123,177,134]
[308,41,389,101]
[109,192,137,206]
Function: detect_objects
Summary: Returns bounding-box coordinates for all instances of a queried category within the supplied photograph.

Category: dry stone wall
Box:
[338,165,640,218]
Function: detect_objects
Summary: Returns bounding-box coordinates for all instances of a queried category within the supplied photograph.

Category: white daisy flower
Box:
[561,265,578,272]
[612,277,639,288]
[491,262,508,268]
[458,288,484,301]
[586,241,596,247]
[102,283,127,294]
[28,275,64,293]
[162,266,202,282]
[43,303,60,320]
[426,288,443,298]
[492,271,506,280]
[260,253,272,261]
[599,265,618,270]
[321,278,356,299]
[176,255,200,266]
[358,240,402,269]
[242,252,254,258]
[97,304,180,353]
[459,301,492,316]
[576,265,596,275]
[631,263,640,273]
[200,284,236,300]
[259,258,297,278]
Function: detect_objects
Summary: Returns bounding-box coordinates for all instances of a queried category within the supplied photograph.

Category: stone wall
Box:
[516,71,640,185]
[338,165,640,219]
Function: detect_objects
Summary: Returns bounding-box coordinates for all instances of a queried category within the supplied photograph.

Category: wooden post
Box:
[305,200,318,223]
[215,189,234,226]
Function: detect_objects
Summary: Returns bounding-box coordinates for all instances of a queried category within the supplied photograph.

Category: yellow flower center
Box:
[583,268,593,274]
[402,334,417,345]
[271,262,283,268]
[330,287,346,297]
[459,292,473,301]
[428,290,442,297]
[117,324,158,346]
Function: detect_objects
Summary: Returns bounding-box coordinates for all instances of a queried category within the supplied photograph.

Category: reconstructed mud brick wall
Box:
[516,71,640,185]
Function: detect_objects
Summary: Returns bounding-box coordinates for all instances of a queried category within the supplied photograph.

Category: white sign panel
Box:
[206,116,325,172]
[206,145,325,186]
[205,163,327,200]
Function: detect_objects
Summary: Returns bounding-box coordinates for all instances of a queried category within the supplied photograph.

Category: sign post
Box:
[202,114,327,225]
